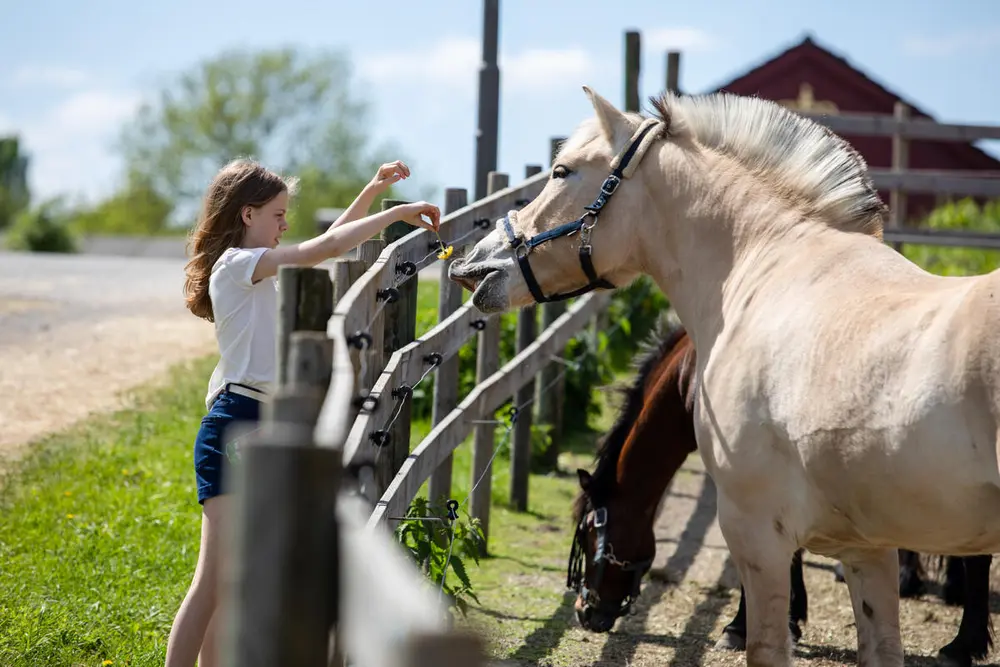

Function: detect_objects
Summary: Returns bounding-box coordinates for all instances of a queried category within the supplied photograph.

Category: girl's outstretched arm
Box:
[250,200,440,283]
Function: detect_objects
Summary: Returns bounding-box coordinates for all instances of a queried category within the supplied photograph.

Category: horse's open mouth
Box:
[450,262,501,294]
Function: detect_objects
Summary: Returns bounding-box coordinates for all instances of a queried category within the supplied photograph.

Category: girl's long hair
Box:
[183,158,295,322]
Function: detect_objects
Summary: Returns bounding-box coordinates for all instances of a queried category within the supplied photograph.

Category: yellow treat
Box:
[437,245,454,260]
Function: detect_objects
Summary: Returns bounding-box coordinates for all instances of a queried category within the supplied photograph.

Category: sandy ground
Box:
[0,250,442,466]
[494,452,1000,667]
[0,251,216,464]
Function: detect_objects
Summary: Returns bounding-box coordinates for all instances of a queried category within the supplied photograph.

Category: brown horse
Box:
[568,318,994,666]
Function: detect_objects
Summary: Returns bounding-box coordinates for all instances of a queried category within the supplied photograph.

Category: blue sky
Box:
[1,0,998,211]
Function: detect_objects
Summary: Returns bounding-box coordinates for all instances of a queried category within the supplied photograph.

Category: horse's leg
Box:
[943,555,967,607]
[716,549,808,652]
[716,497,795,667]
[789,548,808,641]
[717,584,749,651]
[839,548,904,667]
[938,555,994,667]
[898,549,926,598]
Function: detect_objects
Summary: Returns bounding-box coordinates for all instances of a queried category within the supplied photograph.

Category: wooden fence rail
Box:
[368,290,612,530]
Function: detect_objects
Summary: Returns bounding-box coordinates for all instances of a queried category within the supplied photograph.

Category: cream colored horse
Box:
[449,87,1000,667]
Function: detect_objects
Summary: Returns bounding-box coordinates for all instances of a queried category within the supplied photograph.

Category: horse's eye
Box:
[552,165,573,179]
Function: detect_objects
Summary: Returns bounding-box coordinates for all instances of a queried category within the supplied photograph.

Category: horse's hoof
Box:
[714,630,746,652]
[936,646,971,667]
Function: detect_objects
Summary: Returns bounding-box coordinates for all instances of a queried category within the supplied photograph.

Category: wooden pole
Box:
[469,172,507,552]
[221,323,341,665]
[889,101,910,253]
[624,30,641,112]
[474,0,500,201]
[537,141,568,469]
[329,257,369,435]
[509,165,541,510]
[377,198,420,499]
[275,266,333,388]
[666,51,681,94]
[355,238,386,395]
[550,137,566,166]
[221,426,341,667]
[427,187,469,506]
[352,238,386,503]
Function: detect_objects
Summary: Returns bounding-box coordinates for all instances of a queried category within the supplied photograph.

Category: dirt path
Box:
[501,451,1000,666]
[0,251,216,466]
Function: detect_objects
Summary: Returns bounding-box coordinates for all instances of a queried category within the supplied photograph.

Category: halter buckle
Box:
[592,507,607,528]
[601,174,621,196]
[580,214,597,245]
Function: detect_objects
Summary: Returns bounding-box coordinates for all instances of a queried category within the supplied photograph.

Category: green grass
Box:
[0,279,626,666]
[0,355,219,666]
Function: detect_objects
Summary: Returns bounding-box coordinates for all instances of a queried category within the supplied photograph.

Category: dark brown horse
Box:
[568,318,994,666]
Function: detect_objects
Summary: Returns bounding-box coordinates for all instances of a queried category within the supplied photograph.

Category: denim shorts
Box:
[194,386,263,504]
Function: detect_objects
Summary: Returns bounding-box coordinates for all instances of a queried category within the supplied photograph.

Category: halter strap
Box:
[504,118,664,304]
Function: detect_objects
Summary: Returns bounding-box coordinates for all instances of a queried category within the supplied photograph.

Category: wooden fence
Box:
[218,146,614,666]
[797,104,1000,251]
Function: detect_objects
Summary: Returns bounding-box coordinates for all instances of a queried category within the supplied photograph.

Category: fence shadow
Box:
[506,589,578,664]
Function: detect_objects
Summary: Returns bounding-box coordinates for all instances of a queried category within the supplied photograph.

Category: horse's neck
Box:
[614,358,697,513]
[646,156,828,353]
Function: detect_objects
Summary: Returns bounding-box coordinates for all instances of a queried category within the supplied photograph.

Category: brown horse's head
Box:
[568,319,697,632]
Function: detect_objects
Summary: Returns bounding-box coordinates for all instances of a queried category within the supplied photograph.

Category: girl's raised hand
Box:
[369,160,410,193]
[399,201,441,232]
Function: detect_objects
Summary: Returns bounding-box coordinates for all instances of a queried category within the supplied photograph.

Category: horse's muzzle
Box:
[574,597,618,633]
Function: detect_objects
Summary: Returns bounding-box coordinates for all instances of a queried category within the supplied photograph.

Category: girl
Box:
[166,157,439,666]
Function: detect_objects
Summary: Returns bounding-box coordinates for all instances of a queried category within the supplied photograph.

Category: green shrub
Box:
[903,198,1000,276]
[5,201,77,253]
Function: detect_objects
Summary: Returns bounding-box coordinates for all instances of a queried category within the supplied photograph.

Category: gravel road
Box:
[0,250,216,461]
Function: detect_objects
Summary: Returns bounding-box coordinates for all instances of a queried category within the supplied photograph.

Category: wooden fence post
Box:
[469,172,507,552]
[509,165,541,511]
[356,238,386,395]
[666,51,681,94]
[624,30,641,113]
[351,238,387,503]
[537,140,569,470]
[221,278,340,667]
[329,257,369,439]
[427,187,469,506]
[376,198,420,498]
[275,266,334,388]
[889,101,910,254]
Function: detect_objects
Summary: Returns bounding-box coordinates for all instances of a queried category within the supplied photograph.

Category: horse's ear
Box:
[577,468,593,491]
[583,86,630,147]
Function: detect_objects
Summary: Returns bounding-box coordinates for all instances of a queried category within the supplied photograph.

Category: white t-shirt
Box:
[205,246,278,408]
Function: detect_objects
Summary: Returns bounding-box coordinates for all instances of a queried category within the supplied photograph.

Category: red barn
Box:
[703,35,1000,221]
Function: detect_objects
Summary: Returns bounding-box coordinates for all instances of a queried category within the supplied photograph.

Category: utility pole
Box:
[474,0,500,201]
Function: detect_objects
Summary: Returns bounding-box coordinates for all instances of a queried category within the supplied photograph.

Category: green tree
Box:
[68,173,174,235]
[0,136,31,229]
[118,47,402,236]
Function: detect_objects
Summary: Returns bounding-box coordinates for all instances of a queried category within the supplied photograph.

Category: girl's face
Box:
[241,190,289,249]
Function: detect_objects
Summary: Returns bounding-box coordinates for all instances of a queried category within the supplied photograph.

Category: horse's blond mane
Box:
[651,91,887,238]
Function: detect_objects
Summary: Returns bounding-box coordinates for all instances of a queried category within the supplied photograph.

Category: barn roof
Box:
[697,34,1000,170]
